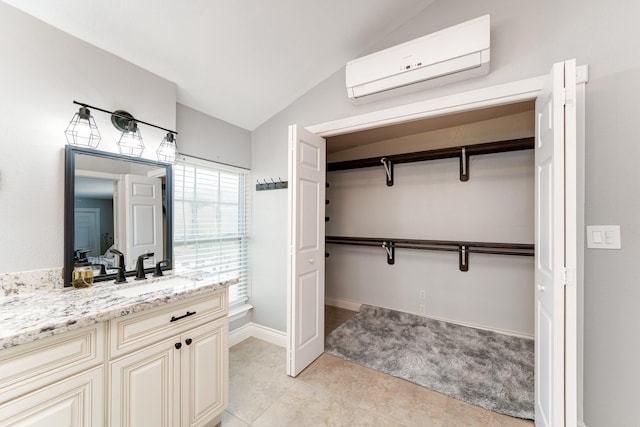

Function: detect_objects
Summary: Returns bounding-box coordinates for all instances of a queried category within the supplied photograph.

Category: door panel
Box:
[287,124,326,377]
[535,59,577,427]
[121,174,163,269]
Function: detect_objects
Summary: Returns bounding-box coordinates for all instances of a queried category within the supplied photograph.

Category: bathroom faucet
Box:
[153,260,170,277]
[135,252,155,280]
[109,249,127,284]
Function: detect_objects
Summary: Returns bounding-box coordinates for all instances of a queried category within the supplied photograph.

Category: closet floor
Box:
[224,337,534,426]
[325,305,357,337]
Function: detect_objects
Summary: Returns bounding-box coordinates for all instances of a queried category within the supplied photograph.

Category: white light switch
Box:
[587,225,621,249]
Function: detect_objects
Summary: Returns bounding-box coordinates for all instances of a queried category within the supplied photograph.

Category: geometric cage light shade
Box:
[116,120,145,158]
[156,132,177,163]
[64,106,101,148]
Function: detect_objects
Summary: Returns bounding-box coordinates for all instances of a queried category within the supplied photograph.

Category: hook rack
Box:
[325,235,534,272]
[256,177,288,191]
[327,137,534,185]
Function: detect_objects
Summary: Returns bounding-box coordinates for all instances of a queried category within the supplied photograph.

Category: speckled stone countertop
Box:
[0,274,236,351]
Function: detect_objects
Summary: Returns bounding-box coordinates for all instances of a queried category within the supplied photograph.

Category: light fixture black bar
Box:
[73,100,178,135]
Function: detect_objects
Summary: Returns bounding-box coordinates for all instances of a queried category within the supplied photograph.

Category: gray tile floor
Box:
[223,307,535,426]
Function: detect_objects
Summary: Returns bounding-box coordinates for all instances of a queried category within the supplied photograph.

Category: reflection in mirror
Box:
[65,146,173,287]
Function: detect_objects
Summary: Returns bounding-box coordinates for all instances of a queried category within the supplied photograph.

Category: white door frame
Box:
[304,64,587,425]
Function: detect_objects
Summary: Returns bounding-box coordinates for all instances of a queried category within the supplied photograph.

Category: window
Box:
[173,157,250,307]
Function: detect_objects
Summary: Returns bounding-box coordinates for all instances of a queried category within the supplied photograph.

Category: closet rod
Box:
[326,137,534,172]
[325,235,534,251]
[325,235,534,271]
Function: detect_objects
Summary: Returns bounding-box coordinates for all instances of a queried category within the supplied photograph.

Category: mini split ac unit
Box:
[345,15,490,101]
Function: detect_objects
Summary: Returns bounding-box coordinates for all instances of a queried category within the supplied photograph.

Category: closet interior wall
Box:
[324,103,536,337]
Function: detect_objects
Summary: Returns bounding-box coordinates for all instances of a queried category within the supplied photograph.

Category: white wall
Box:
[0,3,176,274]
[176,103,251,169]
[326,149,534,335]
[251,0,640,425]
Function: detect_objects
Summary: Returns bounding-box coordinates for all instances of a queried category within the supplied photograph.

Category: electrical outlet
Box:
[419,304,426,316]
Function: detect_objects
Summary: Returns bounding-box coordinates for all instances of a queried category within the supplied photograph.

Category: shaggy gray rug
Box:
[325,305,534,420]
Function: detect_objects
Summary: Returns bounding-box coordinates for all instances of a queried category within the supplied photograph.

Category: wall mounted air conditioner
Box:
[345,15,490,101]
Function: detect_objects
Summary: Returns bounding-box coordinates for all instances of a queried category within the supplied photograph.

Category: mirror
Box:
[64,146,173,287]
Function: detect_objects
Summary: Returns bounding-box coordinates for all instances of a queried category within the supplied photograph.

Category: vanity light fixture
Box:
[116,119,145,157]
[66,101,178,162]
[64,106,101,148]
[156,132,178,163]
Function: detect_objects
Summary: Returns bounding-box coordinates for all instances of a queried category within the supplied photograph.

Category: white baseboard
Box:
[325,297,534,340]
[228,322,287,348]
[325,297,362,312]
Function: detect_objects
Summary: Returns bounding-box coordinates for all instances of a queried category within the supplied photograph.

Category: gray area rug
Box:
[325,305,534,420]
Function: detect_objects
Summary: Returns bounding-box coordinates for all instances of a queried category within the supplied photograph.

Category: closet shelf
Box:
[326,137,534,185]
[325,235,534,272]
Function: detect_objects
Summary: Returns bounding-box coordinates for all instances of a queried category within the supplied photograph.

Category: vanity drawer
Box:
[109,289,227,358]
[0,323,105,403]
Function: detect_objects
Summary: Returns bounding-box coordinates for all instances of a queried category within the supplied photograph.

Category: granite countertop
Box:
[0,273,237,351]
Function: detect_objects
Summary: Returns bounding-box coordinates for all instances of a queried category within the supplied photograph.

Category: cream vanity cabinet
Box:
[108,289,229,427]
[0,287,228,427]
[0,324,106,426]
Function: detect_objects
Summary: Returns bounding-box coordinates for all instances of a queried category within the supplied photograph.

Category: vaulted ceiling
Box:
[3,0,436,130]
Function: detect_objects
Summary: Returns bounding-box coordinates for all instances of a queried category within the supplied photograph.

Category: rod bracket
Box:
[383,241,395,265]
[459,147,470,182]
[381,157,394,186]
[458,244,469,272]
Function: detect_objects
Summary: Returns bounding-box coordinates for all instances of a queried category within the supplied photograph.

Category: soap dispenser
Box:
[71,251,93,289]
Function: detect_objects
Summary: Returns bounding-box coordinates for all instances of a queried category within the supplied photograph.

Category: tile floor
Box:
[222,306,534,427]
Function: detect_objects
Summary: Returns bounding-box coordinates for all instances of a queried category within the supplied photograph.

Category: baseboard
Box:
[325,297,362,312]
[228,322,287,348]
[325,297,534,340]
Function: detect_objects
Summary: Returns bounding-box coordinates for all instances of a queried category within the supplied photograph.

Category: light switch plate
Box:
[586,225,621,249]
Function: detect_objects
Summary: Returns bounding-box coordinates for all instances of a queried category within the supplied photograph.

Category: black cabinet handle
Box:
[185,338,193,345]
[175,342,182,350]
[170,311,196,322]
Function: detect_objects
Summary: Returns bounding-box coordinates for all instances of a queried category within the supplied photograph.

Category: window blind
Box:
[173,157,250,307]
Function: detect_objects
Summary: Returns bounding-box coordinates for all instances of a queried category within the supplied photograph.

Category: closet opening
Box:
[321,99,537,419]
[324,99,536,338]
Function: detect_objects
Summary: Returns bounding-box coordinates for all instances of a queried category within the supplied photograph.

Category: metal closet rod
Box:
[326,137,534,172]
[325,235,534,271]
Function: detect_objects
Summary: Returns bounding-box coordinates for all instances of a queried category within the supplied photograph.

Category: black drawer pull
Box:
[175,342,182,350]
[170,311,196,322]
[185,338,193,345]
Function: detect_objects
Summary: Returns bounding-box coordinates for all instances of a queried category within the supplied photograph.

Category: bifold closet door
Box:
[286,124,326,377]
[534,59,578,427]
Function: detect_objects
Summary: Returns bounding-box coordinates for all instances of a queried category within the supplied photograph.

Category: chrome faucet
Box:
[135,252,154,280]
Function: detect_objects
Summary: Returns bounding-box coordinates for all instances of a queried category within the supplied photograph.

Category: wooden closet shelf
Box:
[326,137,534,184]
[325,235,534,272]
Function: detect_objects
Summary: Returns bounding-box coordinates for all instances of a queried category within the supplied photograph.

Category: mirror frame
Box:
[64,145,173,287]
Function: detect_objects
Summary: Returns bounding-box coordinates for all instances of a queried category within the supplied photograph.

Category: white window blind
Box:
[173,157,250,307]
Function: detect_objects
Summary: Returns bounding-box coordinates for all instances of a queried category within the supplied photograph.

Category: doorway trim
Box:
[307,67,587,137]
[302,65,587,425]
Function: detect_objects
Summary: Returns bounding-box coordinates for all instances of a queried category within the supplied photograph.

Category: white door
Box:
[74,208,101,257]
[287,124,326,377]
[535,59,577,427]
[120,174,163,269]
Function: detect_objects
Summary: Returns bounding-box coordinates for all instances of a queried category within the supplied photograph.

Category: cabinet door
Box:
[110,337,181,427]
[0,366,103,427]
[181,317,228,427]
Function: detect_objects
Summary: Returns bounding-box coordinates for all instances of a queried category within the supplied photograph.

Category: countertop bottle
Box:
[72,262,94,289]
